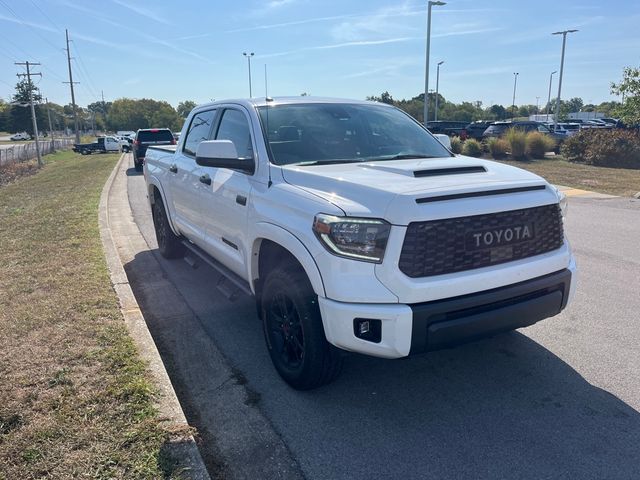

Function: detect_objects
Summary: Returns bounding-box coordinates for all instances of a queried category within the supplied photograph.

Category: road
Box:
[125,158,640,479]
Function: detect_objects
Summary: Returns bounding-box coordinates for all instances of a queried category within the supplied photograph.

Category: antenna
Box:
[264,64,268,99]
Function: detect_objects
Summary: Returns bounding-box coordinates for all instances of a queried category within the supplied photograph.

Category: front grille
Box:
[399,204,564,278]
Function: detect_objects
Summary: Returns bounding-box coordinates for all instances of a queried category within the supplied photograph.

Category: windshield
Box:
[257,103,452,166]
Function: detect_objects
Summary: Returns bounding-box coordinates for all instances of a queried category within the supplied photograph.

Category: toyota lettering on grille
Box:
[465,223,535,250]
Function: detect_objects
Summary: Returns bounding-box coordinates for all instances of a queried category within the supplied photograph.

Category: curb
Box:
[98,154,210,480]
[555,184,618,199]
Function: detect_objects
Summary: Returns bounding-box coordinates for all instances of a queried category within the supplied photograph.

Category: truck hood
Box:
[280,156,559,225]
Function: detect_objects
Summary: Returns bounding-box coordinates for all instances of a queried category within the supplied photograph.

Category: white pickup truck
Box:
[144,97,576,390]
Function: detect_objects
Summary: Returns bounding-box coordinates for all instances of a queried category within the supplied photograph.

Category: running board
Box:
[181,240,253,300]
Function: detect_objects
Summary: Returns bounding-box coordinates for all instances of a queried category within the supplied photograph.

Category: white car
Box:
[10,132,31,141]
[144,97,576,390]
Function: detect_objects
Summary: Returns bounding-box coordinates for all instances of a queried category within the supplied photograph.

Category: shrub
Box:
[525,131,549,159]
[461,138,482,157]
[504,128,527,160]
[560,132,587,162]
[584,129,640,168]
[450,136,462,154]
[487,137,508,159]
[543,135,557,154]
[562,129,640,169]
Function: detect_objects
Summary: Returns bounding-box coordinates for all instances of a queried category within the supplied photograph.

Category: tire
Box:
[80,149,89,155]
[261,265,343,390]
[151,195,185,259]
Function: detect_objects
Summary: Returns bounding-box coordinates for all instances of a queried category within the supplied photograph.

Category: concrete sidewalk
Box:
[99,154,210,479]
[101,153,303,480]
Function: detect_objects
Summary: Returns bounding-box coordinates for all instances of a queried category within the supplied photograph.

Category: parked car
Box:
[483,121,566,147]
[463,121,492,140]
[426,121,468,137]
[114,135,132,152]
[10,132,31,141]
[132,128,175,172]
[72,135,122,155]
[144,97,576,389]
[557,123,581,136]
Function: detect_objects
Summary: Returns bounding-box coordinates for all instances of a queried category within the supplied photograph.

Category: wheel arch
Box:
[147,180,180,236]
[251,224,326,301]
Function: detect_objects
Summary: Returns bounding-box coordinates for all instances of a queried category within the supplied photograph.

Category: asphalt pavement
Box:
[124,156,640,480]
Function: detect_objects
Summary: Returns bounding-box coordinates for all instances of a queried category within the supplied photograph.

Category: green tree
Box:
[106,98,182,132]
[611,67,640,125]
[9,79,46,134]
[177,100,197,118]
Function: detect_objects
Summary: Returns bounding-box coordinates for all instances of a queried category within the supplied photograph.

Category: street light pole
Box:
[511,72,519,119]
[424,1,446,126]
[243,52,254,97]
[435,60,444,121]
[546,70,557,122]
[552,29,578,130]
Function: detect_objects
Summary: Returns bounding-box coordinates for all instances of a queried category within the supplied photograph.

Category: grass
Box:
[494,156,640,197]
[0,151,183,478]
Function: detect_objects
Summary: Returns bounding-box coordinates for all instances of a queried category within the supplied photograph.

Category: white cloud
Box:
[0,13,57,33]
[259,37,417,59]
[267,0,296,8]
[111,0,169,24]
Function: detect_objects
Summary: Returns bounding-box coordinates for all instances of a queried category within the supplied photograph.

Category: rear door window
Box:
[183,110,216,157]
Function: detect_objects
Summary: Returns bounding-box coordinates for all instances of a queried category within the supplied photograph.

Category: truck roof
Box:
[196,96,389,110]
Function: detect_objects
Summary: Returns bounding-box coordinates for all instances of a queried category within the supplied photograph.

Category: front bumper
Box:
[318,266,574,359]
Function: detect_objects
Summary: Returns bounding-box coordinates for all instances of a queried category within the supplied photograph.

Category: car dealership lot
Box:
[124,156,639,479]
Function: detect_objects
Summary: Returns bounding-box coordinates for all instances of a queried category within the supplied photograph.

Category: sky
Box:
[0,0,639,109]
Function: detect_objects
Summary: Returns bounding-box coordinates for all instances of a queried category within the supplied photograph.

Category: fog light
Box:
[353,318,382,343]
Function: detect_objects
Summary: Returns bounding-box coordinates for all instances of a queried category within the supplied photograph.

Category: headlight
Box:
[312,214,391,263]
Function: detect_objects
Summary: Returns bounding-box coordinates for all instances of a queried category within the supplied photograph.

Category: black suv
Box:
[426,121,468,137]
[133,128,175,171]
[463,121,492,140]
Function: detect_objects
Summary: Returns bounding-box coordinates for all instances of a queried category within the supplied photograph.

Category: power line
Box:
[70,41,100,102]
[28,0,62,33]
[0,0,62,54]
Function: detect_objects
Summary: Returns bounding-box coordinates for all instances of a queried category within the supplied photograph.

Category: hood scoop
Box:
[416,184,547,203]
[413,166,486,178]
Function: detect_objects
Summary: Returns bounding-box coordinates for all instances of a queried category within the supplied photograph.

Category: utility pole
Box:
[423,1,446,127]
[243,52,254,97]
[64,29,80,143]
[546,70,557,122]
[511,72,519,119]
[552,29,578,131]
[45,97,55,152]
[435,60,444,121]
[15,61,43,167]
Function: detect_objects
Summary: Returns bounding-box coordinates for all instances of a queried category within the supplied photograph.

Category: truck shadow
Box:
[124,249,640,480]
[125,167,142,176]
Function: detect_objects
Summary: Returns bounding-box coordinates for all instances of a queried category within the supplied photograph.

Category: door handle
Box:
[236,195,247,206]
[199,174,211,185]
[169,164,178,173]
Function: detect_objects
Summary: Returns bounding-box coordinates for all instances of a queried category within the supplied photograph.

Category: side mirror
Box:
[195,140,255,174]
[434,134,451,150]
